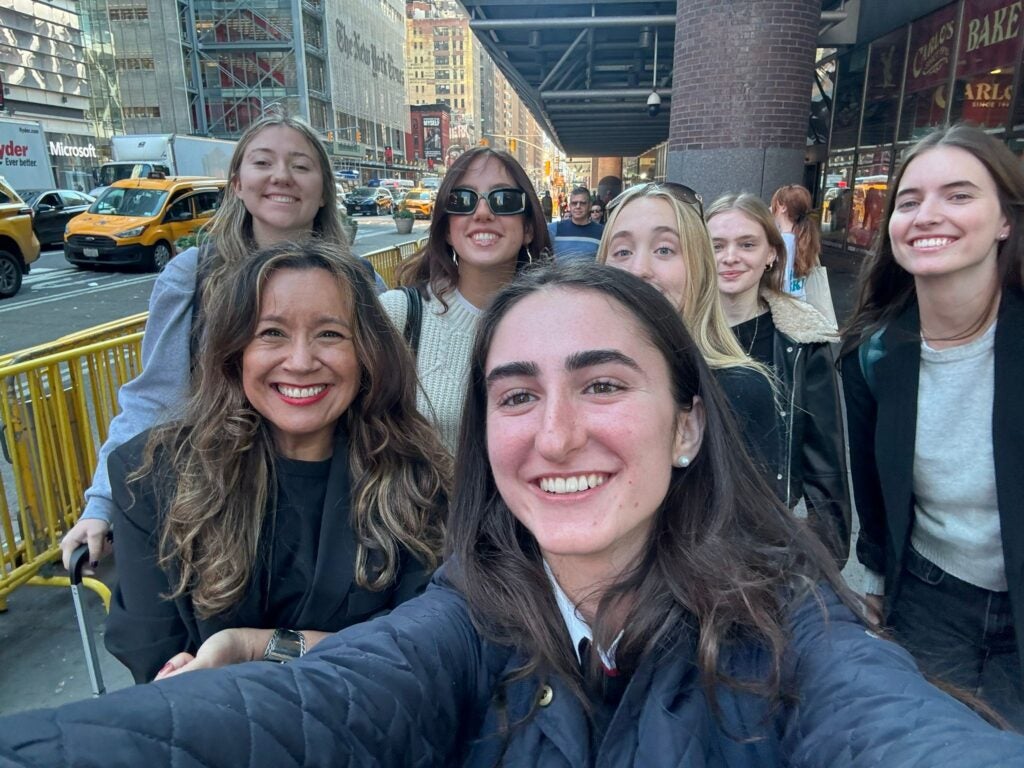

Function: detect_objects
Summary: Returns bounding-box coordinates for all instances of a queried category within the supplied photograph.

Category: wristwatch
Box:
[263,628,306,663]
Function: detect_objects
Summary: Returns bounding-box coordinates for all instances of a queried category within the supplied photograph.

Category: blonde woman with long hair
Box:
[104,241,449,683]
[707,193,850,564]
[62,113,354,570]
[597,182,784,501]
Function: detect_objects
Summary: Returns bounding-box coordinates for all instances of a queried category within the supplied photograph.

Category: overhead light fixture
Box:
[529,30,541,49]
[639,27,652,49]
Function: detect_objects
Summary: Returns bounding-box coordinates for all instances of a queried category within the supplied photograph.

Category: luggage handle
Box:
[69,542,106,695]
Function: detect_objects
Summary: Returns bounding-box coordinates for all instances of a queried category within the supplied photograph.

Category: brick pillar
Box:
[667,0,820,204]
[593,157,623,204]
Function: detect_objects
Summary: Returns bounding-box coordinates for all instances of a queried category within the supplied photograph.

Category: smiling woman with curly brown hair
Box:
[103,240,449,683]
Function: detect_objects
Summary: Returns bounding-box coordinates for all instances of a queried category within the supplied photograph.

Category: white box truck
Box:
[0,118,57,191]
[91,134,235,195]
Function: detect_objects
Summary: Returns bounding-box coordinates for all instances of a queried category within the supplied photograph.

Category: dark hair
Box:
[448,262,858,713]
[570,186,591,202]
[842,123,1024,356]
[142,241,450,616]
[395,147,552,307]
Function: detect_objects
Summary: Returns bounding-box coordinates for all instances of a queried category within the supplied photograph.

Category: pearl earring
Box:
[675,455,690,468]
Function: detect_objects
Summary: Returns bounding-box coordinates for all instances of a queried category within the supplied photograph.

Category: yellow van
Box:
[65,175,225,271]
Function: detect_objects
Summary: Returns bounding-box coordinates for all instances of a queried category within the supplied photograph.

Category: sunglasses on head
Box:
[608,182,704,218]
[445,187,527,216]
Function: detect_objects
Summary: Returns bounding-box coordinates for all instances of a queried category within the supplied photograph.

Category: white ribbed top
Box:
[380,287,482,454]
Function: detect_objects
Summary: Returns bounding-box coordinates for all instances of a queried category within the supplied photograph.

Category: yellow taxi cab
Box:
[0,176,41,298]
[64,174,225,272]
[399,188,435,219]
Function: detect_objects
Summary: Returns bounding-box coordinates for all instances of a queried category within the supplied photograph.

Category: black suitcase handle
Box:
[69,542,90,586]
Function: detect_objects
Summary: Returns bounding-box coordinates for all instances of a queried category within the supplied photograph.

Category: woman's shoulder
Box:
[379,286,411,327]
[762,290,836,345]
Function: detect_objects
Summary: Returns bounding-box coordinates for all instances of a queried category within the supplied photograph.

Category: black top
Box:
[713,364,785,502]
[104,427,433,683]
[263,456,331,620]
[732,310,775,369]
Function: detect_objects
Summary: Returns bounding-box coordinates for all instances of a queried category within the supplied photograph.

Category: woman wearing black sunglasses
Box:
[381,147,553,452]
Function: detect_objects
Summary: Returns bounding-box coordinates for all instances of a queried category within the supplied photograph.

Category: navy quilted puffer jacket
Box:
[0,575,1022,767]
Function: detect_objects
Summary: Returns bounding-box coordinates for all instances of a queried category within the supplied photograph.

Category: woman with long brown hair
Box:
[103,241,449,682]
[770,184,821,299]
[841,124,1024,725]
[381,146,551,452]
[5,264,1023,765]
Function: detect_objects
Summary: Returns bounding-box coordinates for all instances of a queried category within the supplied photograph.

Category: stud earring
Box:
[675,455,690,468]
[999,233,1008,240]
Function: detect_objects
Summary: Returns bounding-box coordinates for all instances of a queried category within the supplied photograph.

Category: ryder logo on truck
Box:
[0,140,37,166]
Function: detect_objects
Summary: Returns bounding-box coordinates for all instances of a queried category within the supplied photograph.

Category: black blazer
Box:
[842,288,1024,673]
[104,427,432,683]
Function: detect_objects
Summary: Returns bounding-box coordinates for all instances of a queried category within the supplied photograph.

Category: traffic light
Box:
[356,129,362,143]
[544,160,551,176]
[326,130,334,142]
[509,138,517,152]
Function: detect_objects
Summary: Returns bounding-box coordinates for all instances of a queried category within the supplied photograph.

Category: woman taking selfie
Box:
[841,124,1024,726]
[706,193,850,563]
[597,182,784,500]
[61,114,350,570]
[381,146,551,452]
[104,242,449,683]
[3,264,1022,766]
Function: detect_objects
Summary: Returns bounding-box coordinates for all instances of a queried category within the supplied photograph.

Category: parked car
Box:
[346,187,394,216]
[0,177,41,298]
[399,188,435,219]
[18,188,95,247]
[65,175,225,272]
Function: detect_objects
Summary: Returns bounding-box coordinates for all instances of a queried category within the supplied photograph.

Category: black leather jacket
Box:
[762,291,851,564]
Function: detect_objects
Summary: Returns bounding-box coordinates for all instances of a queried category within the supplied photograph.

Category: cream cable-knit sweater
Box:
[380,287,482,454]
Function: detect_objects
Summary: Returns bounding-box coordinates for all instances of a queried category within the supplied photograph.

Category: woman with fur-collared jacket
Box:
[707,193,850,564]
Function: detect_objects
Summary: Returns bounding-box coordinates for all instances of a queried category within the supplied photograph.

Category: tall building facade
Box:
[406,0,481,163]
[1,0,102,188]
[67,0,409,171]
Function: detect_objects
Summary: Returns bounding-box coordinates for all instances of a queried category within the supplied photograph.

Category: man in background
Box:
[548,186,603,262]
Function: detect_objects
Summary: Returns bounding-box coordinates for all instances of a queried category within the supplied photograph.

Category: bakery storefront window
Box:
[950,0,1023,129]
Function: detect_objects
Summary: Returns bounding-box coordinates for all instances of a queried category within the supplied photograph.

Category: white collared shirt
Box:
[544,561,623,670]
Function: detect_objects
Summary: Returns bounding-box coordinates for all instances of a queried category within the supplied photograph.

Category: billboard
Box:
[422,116,443,160]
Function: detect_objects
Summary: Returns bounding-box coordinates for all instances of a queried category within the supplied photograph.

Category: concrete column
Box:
[666,0,820,204]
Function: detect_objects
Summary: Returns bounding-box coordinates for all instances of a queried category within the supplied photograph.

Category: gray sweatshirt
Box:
[80,247,201,523]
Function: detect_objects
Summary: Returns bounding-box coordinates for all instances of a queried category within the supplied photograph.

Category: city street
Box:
[0,215,430,355]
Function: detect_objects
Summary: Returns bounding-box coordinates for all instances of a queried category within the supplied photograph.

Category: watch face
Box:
[264,629,304,662]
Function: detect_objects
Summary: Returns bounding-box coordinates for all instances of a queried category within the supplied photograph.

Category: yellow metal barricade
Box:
[363,236,427,288]
[0,316,146,611]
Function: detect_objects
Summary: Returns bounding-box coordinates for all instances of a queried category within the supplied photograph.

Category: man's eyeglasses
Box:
[445,188,527,216]
[607,182,704,218]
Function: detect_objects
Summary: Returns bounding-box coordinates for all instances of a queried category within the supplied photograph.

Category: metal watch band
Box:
[262,628,306,663]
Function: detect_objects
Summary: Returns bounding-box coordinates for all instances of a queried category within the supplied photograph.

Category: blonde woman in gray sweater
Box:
[381,148,552,453]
